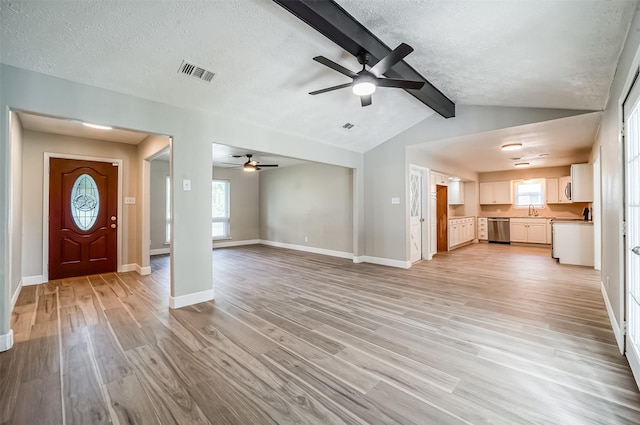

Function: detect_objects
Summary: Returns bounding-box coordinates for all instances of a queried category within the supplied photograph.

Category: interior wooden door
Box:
[436,185,448,252]
[49,158,118,280]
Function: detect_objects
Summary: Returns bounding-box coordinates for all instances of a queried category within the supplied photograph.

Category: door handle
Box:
[111,216,117,221]
[633,246,640,256]
[419,218,424,222]
[111,224,117,229]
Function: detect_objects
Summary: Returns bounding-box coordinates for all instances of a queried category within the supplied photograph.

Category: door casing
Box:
[43,152,123,281]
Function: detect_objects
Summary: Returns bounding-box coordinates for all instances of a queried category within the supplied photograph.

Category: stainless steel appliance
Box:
[488,217,510,243]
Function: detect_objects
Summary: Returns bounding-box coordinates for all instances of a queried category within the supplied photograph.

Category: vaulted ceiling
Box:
[1,0,636,171]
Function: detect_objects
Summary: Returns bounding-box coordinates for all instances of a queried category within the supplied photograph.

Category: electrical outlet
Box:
[391,197,400,205]
[124,197,136,205]
[183,179,191,191]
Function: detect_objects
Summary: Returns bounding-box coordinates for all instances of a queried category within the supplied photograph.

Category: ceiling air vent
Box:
[178,60,215,83]
[342,122,355,130]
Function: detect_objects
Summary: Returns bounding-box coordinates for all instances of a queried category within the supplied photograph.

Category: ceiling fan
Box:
[224,154,279,172]
[309,43,425,107]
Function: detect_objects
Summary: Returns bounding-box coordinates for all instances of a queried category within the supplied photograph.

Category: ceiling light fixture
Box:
[243,164,256,172]
[352,75,377,96]
[501,143,523,151]
[514,162,530,168]
[82,122,112,130]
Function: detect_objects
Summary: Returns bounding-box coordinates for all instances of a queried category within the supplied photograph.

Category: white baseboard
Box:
[22,275,44,286]
[150,248,170,255]
[11,280,22,309]
[259,240,353,260]
[169,288,214,309]
[213,239,260,248]
[136,265,151,276]
[601,281,624,354]
[353,256,365,264]
[121,264,137,272]
[0,329,14,352]
[627,335,640,392]
[356,255,411,269]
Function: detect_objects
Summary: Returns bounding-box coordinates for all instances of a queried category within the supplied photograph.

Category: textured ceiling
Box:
[0,0,636,169]
[412,112,602,173]
[17,112,150,144]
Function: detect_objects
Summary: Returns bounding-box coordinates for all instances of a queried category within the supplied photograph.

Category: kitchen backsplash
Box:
[479,202,589,218]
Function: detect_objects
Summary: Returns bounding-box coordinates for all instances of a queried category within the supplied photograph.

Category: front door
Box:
[49,158,118,280]
[409,169,424,263]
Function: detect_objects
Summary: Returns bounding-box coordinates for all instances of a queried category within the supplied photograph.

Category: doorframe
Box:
[408,165,430,263]
[43,152,124,281]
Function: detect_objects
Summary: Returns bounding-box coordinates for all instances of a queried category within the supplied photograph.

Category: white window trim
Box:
[513,178,546,209]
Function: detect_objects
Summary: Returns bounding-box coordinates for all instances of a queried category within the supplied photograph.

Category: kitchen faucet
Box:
[528,204,535,216]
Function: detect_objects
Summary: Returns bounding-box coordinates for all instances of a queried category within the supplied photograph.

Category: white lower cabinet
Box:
[509,218,549,244]
[449,217,476,249]
[477,217,488,240]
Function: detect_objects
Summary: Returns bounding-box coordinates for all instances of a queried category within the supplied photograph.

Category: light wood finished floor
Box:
[2,243,639,424]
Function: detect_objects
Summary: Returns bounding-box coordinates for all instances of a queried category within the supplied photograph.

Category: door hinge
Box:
[623,221,627,236]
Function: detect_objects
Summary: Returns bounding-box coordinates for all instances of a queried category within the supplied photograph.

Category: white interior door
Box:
[409,169,422,263]
[624,76,640,387]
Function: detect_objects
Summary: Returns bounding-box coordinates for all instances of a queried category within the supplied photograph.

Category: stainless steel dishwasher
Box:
[488,217,510,243]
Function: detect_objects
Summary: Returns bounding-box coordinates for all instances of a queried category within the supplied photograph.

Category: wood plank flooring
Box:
[2,243,639,424]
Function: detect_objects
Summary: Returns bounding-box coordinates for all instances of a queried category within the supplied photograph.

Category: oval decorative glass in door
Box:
[70,173,100,231]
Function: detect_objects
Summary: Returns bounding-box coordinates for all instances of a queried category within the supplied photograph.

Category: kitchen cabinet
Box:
[552,221,594,266]
[479,181,512,205]
[510,218,548,244]
[449,217,475,249]
[546,178,559,204]
[448,181,464,204]
[559,176,572,203]
[431,172,448,186]
[477,217,488,240]
[571,163,593,202]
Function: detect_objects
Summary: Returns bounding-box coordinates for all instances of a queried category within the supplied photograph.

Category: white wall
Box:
[150,160,170,251]
[212,167,260,244]
[590,6,640,347]
[259,163,353,254]
[9,112,22,303]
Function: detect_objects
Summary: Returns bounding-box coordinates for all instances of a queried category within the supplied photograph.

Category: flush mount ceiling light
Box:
[501,143,523,151]
[448,176,461,181]
[514,162,530,168]
[82,122,112,130]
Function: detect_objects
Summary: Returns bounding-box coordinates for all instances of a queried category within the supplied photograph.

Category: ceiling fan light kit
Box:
[501,143,523,151]
[514,162,530,168]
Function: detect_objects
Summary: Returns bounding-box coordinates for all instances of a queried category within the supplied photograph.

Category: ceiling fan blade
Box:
[313,56,358,78]
[369,43,414,77]
[361,95,372,107]
[220,162,242,167]
[257,164,278,168]
[309,82,352,95]
[376,78,425,90]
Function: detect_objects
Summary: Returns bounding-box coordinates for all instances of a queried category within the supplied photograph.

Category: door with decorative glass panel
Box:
[409,168,423,262]
[624,76,640,382]
[49,158,118,279]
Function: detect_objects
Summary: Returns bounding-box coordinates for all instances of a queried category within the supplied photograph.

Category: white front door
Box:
[409,169,423,263]
[624,75,640,386]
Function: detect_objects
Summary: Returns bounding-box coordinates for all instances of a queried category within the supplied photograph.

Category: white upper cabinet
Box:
[431,172,448,186]
[480,181,512,205]
[448,181,464,205]
[571,163,593,202]
[546,178,559,204]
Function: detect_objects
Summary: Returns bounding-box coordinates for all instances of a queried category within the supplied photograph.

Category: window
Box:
[514,179,545,208]
[212,179,230,239]
[165,176,171,244]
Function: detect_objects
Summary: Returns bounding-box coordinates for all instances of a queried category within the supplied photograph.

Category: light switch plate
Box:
[183,179,191,191]
[124,197,136,205]
[391,197,400,205]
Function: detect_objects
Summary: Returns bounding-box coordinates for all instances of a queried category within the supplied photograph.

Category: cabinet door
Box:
[546,178,559,204]
[527,223,547,243]
[559,176,572,203]
[546,219,552,243]
[571,163,593,202]
[479,183,494,204]
[493,181,513,204]
[449,224,459,248]
[510,222,528,242]
[470,221,475,240]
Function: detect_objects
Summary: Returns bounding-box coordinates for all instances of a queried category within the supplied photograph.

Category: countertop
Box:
[552,218,593,224]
